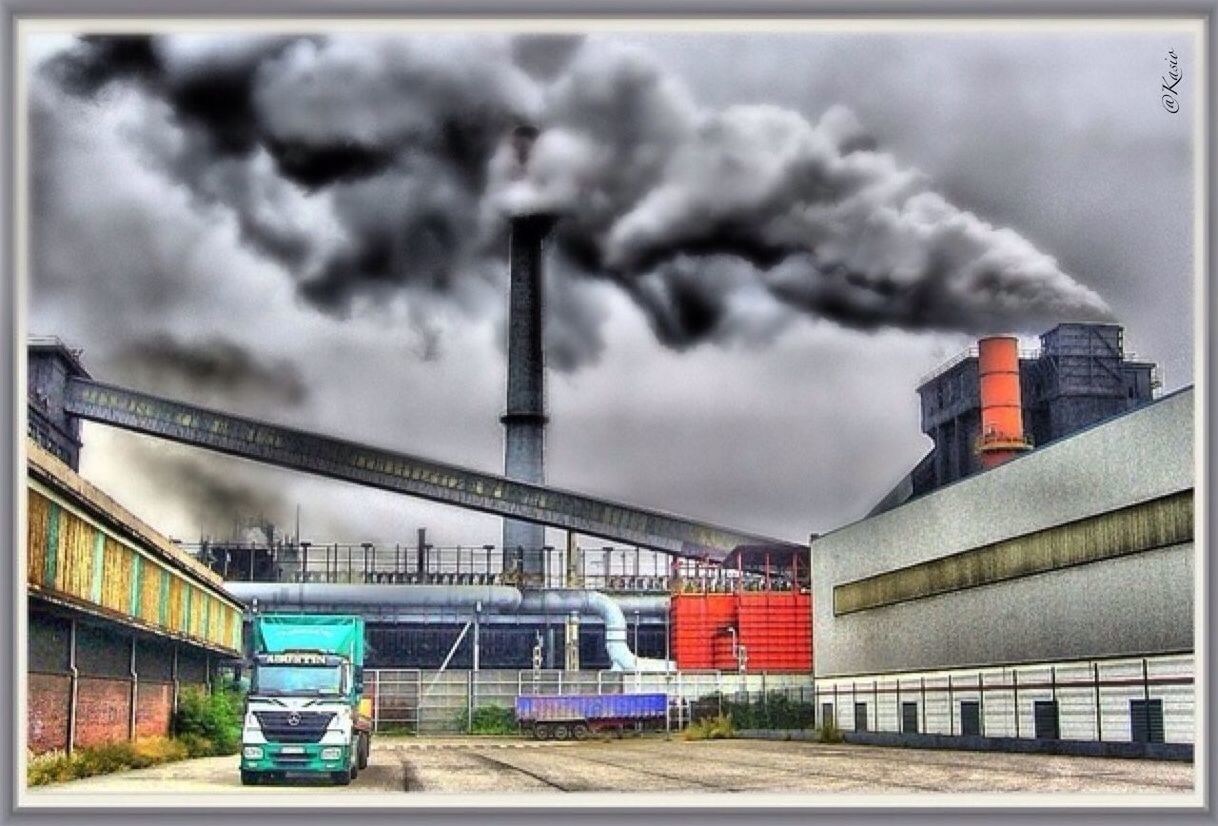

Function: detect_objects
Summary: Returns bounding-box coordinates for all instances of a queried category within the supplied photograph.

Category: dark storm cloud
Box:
[40,33,1111,371]
[110,334,308,406]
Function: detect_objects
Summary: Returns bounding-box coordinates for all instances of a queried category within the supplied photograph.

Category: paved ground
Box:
[31,735,1194,796]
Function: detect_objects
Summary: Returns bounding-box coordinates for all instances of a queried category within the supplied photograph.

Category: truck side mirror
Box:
[354,666,364,693]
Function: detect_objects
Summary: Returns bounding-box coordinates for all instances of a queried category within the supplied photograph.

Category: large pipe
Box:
[519,590,674,673]
[976,336,1031,469]
[222,583,671,671]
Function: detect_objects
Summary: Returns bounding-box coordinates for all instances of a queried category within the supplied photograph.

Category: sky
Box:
[23,24,1197,553]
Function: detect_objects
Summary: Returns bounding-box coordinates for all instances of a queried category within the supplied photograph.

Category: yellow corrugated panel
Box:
[60,511,93,600]
[100,537,127,613]
[139,558,160,625]
[27,490,49,586]
[168,576,184,633]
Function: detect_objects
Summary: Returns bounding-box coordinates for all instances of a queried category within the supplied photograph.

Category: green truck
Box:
[240,614,373,786]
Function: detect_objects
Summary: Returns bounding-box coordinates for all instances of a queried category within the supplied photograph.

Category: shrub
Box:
[818,717,844,744]
[456,704,518,735]
[174,684,243,755]
[27,735,209,787]
[682,713,735,741]
[27,751,74,787]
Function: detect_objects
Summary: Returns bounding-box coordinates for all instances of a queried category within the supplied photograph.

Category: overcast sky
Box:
[24,25,1197,552]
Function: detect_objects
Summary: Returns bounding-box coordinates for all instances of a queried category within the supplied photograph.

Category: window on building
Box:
[1033,700,1060,740]
[901,701,919,734]
[1130,699,1165,744]
[854,702,868,732]
[822,702,834,729]
[960,700,982,736]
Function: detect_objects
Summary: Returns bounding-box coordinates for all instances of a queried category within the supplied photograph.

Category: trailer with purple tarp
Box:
[515,693,669,740]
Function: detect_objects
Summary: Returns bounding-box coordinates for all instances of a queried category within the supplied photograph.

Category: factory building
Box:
[872,323,1159,514]
[25,439,244,754]
[811,385,1194,749]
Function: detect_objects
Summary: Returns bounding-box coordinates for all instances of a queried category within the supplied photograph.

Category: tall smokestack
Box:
[502,125,555,583]
[976,336,1032,469]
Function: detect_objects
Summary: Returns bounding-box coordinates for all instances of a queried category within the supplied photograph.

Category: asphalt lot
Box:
[30,735,1194,797]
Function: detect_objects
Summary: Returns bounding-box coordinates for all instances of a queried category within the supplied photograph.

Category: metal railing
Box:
[181,541,802,593]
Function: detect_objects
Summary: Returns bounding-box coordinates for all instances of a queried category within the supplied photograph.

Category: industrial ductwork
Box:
[222,583,672,672]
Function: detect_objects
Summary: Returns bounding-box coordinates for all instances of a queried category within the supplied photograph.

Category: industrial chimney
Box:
[975,336,1032,469]
[502,125,555,583]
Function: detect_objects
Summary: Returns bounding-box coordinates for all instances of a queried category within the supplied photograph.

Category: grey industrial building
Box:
[811,386,1195,746]
[872,323,1159,515]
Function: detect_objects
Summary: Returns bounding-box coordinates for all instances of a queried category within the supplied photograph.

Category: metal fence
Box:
[812,654,1195,745]
[183,541,801,593]
[365,669,814,734]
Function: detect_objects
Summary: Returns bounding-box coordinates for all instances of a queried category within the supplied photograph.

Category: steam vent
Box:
[502,125,556,582]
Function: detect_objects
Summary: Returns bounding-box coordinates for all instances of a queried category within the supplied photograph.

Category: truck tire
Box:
[240,770,259,786]
[357,733,370,770]
[573,723,590,740]
[534,723,551,741]
[552,724,570,741]
[333,769,352,786]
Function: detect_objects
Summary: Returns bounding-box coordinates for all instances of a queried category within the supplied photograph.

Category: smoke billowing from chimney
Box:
[37,34,1111,371]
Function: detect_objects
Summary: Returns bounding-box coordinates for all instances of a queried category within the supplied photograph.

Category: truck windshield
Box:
[253,665,343,696]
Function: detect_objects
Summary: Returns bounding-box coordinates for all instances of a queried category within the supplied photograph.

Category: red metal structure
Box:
[976,335,1032,469]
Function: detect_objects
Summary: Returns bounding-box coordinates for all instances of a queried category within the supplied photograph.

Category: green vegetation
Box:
[818,717,844,744]
[697,691,815,731]
[682,713,735,741]
[28,736,207,787]
[455,703,518,735]
[173,683,244,756]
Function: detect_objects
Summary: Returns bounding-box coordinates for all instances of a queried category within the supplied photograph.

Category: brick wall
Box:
[28,672,70,753]
[74,677,132,749]
[135,681,174,739]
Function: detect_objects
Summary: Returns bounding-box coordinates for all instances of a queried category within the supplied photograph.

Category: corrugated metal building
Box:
[811,387,1194,746]
[25,438,245,754]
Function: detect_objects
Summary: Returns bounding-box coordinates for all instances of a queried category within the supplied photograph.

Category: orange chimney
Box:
[976,336,1031,469]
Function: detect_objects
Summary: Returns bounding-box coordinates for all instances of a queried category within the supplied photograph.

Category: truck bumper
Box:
[240,742,350,774]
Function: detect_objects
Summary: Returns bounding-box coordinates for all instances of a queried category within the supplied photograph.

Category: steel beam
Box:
[64,378,803,561]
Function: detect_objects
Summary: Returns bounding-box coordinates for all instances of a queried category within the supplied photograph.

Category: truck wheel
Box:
[332,770,352,786]
[240,770,259,786]
[553,724,570,741]
[534,723,551,741]
[350,759,360,780]
[357,734,370,770]
[572,723,590,741]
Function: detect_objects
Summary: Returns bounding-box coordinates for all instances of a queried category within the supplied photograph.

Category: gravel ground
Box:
[28,735,1194,799]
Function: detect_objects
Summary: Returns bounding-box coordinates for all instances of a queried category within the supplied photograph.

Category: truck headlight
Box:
[242,746,263,759]
[320,747,342,761]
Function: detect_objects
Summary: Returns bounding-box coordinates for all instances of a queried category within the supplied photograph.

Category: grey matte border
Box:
[1,0,1214,823]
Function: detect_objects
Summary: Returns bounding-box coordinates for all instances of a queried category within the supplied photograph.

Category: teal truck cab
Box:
[240,614,372,786]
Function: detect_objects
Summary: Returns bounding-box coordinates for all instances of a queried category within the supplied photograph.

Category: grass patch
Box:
[455,704,518,735]
[818,718,844,744]
[682,713,735,741]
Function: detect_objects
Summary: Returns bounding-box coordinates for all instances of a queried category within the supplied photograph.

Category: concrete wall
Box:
[812,388,1194,678]
[27,604,217,754]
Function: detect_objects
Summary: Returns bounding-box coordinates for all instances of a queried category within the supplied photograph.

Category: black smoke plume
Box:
[38,34,1110,371]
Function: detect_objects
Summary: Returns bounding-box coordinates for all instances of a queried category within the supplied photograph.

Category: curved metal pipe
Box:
[223,583,671,672]
[520,590,674,673]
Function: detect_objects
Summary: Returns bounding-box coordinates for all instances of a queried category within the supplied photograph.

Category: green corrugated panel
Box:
[43,502,60,586]
[131,555,143,616]
[158,569,170,626]
[90,530,105,604]
[184,586,193,636]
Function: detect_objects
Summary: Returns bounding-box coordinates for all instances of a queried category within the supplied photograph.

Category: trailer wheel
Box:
[552,724,570,741]
[240,770,259,786]
[572,723,589,741]
[332,770,352,786]
[534,723,551,741]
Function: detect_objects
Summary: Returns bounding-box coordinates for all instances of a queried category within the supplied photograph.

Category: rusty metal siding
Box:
[26,480,242,656]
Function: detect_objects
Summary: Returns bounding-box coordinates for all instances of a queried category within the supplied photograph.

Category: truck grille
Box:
[253,711,335,743]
